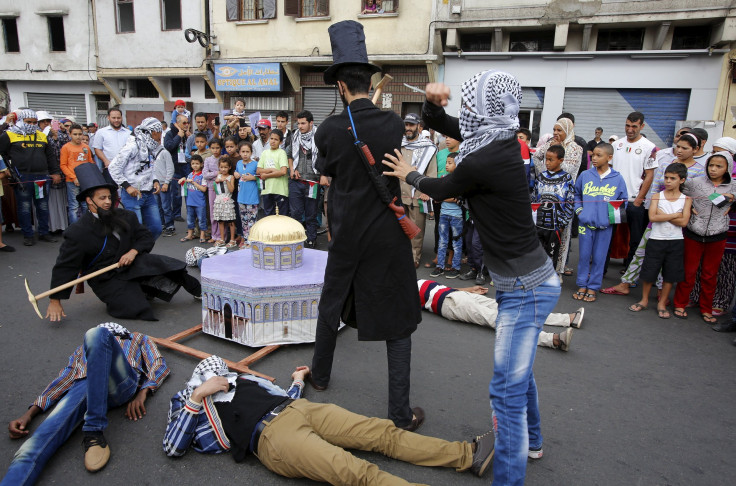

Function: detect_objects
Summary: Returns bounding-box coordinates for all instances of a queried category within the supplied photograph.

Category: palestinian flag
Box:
[418,199,431,214]
[180,180,188,197]
[214,181,224,195]
[531,203,542,225]
[709,192,729,208]
[34,181,45,199]
[608,200,626,224]
[307,181,319,199]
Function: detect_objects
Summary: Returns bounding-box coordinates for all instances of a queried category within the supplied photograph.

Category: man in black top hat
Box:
[308,20,424,431]
[45,164,200,321]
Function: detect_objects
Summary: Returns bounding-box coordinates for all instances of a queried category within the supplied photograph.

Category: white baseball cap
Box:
[36,111,54,122]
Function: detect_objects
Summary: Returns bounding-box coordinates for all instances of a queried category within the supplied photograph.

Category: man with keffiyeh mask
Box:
[108,117,164,239]
[400,113,438,267]
[383,71,562,486]
[3,323,169,483]
[0,109,62,246]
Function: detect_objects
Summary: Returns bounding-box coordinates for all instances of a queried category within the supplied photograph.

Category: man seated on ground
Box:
[46,163,201,322]
[418,279,582,351]
[2,324,169,484]
[163,357,496,484]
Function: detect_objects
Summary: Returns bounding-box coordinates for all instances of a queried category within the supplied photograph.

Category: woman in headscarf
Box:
[531,118,584,275]
[108,117,164,239]
[383,71,561,486]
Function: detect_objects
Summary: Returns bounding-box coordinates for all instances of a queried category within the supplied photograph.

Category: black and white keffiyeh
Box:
[181,355,238,403]
[133,117,163,159]
[455,70,521,166]
[291,126,319,173]
[97,322,131,338]
[8,109,40,136]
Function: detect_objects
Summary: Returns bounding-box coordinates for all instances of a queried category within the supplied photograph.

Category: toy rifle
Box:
[347,124,420,240]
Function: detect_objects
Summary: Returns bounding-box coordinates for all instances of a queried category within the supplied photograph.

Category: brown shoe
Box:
[399,407,425,432]
[306,372,328,391]
[83,432,110,472]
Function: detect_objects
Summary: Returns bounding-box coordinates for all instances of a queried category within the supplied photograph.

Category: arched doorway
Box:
[224,303,233,339]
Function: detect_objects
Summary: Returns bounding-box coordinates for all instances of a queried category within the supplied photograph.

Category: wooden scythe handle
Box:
[34,263,120,301]
[371,74,394,106]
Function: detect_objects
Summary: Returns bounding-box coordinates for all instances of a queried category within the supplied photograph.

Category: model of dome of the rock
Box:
[249,210,306,271]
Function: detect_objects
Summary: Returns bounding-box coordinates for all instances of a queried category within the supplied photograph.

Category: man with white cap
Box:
[0,109,61,245]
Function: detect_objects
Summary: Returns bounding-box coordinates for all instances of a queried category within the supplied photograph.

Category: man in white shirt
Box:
[611,111,657,267]
[92,107,132,185]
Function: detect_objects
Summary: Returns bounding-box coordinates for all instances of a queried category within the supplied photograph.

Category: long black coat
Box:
[315,98,421,341]
[50,210,187,320]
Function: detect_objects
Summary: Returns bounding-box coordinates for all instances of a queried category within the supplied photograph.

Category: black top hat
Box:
[75,164,117,202]
[323,20,381,85]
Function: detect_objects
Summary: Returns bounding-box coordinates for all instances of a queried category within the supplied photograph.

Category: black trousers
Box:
[625,203,649,267]
[311,319,413,427]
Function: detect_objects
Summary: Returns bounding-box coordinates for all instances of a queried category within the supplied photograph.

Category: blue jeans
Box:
[437,214,463,270]
[1,328,139,486]
[491,274,560,486]
[65,182,87,225]
[170,172,185,220]
[289,179,320,242]
[157,185,174,229]
[186,204,208,231]
[13,174,50,238]
[120,190,162,240]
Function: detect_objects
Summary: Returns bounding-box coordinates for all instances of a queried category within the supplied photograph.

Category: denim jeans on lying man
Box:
[1,327,139,486]
[490,274,560,486]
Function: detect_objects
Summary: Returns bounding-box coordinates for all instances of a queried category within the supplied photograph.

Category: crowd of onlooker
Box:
[2,101,736,343]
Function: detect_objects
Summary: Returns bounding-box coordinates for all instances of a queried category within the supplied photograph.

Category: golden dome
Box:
[249,213,306,245]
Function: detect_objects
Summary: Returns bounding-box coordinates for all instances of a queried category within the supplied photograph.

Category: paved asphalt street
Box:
[1,219,735,486]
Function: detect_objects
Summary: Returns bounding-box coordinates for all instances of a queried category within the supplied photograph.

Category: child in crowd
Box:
[223,136,238,159]
[213,158,237,247]
[170,99,191,126]
[82,133,90,145]
[430,152,464,279]
[203,138,223,243]
[573,143,628,302]
[179,154,208,243]
[674,153,736,322]
[630,163,691,318]
[361,0,383,14]
[234,141,259,248]
[257,129,290,216]
[59,123,95,224]
[530,144,575,271]
[191,132,212,162]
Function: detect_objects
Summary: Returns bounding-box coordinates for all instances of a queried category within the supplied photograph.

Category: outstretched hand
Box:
[458,285,489,295]
[8,417,31,439]
[125,389,149,421]
[382,149,414,182]
[46,299,67,322]
[292,366,310,382]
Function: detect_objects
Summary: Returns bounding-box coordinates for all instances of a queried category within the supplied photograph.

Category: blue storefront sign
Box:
[214,63,281,92]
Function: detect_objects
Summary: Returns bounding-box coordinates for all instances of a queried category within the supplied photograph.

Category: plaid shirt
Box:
[163,376,303,457]
[33,332,169,411]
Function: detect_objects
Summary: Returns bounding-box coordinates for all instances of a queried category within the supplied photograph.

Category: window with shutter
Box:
[284,0,299,16]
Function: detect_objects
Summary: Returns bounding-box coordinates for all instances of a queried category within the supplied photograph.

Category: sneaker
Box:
[445,269,460,279]
[458,269,477,280]
[83,432,110,472]
[162,227,176,237]
[558,328,573,352]
[23,237,35,246]
[429,267,444,278]
[528,445,543,459]
[475,271,486,285]
[38,234,58,243]
[571,307,584,329]
[470,430,494,477]
[305,240,315,249]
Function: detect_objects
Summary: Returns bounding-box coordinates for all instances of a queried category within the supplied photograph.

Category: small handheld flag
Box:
[608,200,626,224]
[531,203,542,225]
[307,181,319,199]
[34,181,45,199]
[709,192,729,208]
[418,199,431,214]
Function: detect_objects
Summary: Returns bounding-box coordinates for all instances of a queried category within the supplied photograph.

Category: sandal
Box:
[572,289,586,300]
[583,291,597,303]
[601,286,629,296]
[563,267,574,276]
[702,314,717,324]
[214,240,225,247]
[629,303,647,312]
[657,308,671,319]
[180,236,194,242]
[673,308,688,319]
[199,238,207,243]
[226,240,238,248]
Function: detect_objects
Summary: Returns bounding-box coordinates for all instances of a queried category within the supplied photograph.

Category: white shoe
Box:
[558,328,573,352]
[571,307,584,328]
[528,446,543,459]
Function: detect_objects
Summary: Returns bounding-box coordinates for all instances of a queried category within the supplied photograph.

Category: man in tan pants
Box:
[400,113,438,267]
[164,356,496,485]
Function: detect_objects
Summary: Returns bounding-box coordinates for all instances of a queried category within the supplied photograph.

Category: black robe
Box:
[315,98,421,341]
[50,210,190,320]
